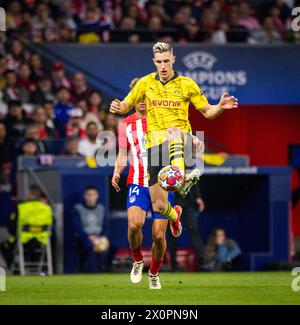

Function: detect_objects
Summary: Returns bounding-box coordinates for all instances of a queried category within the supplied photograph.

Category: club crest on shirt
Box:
[129,195,136,203]
[174,88,181,96]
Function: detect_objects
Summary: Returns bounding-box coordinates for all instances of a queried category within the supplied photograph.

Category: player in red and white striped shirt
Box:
[117,109,148,188]
[112,79,174,289]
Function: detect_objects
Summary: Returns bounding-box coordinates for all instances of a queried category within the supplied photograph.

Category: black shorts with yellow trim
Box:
[147,140,168,187]
[147,134,195,187]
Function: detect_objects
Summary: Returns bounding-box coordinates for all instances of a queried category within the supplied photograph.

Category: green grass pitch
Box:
[0,272,300,305]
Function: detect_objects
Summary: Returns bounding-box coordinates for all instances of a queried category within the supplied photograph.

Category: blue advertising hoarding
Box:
[44,44,300,105]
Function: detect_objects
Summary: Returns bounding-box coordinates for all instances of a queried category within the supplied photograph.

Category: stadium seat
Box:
[11,225,53,276]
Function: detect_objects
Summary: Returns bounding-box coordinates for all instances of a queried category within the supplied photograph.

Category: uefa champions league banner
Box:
[44,44,300,105]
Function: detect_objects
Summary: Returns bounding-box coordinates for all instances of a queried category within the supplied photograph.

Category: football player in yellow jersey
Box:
[110,42,238,239]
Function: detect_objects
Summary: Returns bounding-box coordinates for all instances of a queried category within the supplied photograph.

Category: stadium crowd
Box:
[0,34,120,188]
[1,0,299,183]
[2,0,300,44]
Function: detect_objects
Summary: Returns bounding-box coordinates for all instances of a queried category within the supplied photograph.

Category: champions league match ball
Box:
[158,165,184,192]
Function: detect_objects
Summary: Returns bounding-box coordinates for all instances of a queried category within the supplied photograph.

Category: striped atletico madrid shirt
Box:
[118,113,148,187]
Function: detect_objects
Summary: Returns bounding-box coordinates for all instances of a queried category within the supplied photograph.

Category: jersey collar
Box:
[155,71,179,85]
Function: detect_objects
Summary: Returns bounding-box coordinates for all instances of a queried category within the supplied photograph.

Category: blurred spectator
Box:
[20,138,38,157]
[98,112,118,157]
[71,0,85,18]
[62,136,82,157]
[238,1,261,31]
[3,70,30,103]
[56,24,76,43]
[17,63,36,94]
[54,87,74,125]
[0,34,5,57]
[31,75,55,104]
[6,1,24,30]
[88,90,107,122]
[103,112,118,137]
[18,21,33,42]
[78,121,101,157]
[201,8,218,33]
[33,106,56,139]
[250,16,282,44]
[204,228,241,271]
[148,15,162,32]
[173,4,193,28]
[72,185,109,273]
[3,100,32,139]
[117,16,137,43]
[146,0,169,23]
[0,55,7,91]
[31,3,56,42]
[77,3,111,43]
[226,11,249,43]
[30,53,45,82]
[182,19,202,43]
[210,0,223,18]
[77,99,103,130]
[58,1,77,30]
[212,21,229,44]
[6,39,25,71]
[0,121,14,165]
[125,3,145,27]
[65,108,86,138]
[24,125,47,154]
[51,62,71,91]
[70,72,91,104]
[128,33,141,44]
[43,100,65,138]
[269,5,285,35]
[120,15,136,30]
[265,0,291,22]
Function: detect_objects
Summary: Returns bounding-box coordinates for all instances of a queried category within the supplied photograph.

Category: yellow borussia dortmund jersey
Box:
[124,72,208,148]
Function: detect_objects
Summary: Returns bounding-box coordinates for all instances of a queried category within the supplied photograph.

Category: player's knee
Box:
[152,231,165,246]
[152,201,167,215]
[128,223,143,236]
[151,196,166,214]
[167,127,183,141]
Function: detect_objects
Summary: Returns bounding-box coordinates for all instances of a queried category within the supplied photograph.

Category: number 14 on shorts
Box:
[129,186,140,197]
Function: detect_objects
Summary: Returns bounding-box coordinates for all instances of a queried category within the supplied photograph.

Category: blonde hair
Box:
[129,78,140,90]
[152,42,173,55]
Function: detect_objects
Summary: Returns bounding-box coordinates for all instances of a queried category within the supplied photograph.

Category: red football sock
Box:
[149,257,163,276]
[130,247,143,263]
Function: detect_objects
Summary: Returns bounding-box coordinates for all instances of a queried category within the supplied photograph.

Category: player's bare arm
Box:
[192,135,205,158]
[200,92,238,120]
[112,148,128,192]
